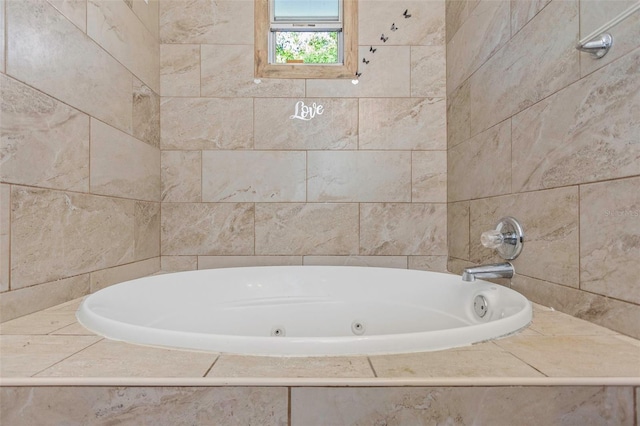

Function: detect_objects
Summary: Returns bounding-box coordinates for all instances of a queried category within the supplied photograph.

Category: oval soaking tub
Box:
[77,266,532,356]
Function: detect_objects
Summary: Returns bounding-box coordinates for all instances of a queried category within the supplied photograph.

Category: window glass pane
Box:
[275,31,339,63]
[274,0,339,21]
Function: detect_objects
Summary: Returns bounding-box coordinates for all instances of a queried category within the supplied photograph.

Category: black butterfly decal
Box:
[369,46,377,53]
[362,58,370,64]
[354,71,362,77]
[403,9,411,18]
[391,23,398,31]
[380,34,388,42]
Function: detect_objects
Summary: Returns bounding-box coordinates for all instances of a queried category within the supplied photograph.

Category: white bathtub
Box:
[77,266,532,356]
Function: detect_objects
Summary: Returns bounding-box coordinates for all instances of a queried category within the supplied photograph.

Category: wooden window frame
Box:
[255,0,358,79]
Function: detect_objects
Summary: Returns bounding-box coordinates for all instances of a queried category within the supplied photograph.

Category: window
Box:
[255,0,358,79]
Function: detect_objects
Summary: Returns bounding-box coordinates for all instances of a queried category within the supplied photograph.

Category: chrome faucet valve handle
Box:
[481,217,524,260]
[481,229,504,249]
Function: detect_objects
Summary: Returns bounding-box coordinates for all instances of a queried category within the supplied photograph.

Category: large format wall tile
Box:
[512,48,640,191]
[255,204,359,255]
[90,119,161,202]
[359,0,445,46]
[133,78,160,148]
[408,255,448,273]
[410,46,446,97]
[448,200,470,260]
[202,151,306,202]
[307,151,411,202]
[161,256,197,273]
[11,187,135,288]
[160,44,200,97]
[469,0,580,135]
[198,256,302,270]
[445,0,480,43]
[1,387,288,425]
[412,151,447,202]
[47,0,87,32]
[200,45,305,98]
[134,202,160,261]
[131,0,159,39]
[254,98,358,150]
[303,256,408,269]
[87,0,159,92]
[6,0,133,133]
[360,203,447,255]
[161,97,253,150]
[90,258,159,293]
[511,0,551,35]
[291,387,634,425]
[0,275,90,322]
[446,78,470,148]
[161,203,254,255]
[307,46,410,98]
[469,187,579,287]
[579,0,636,37]
[160,0,253,44]
[0,74,89,191]
[446,0,510,94]
[580,177,640,305]
[161,151,201,202]
[448,120,511,202]
[359,98,446,150]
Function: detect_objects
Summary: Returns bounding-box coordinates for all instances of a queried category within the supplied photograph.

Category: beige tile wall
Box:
[446,0,640,338]
[3,0,636,346]
[0,0,161,321]
[160,0,448,270]
[3,385,636,425]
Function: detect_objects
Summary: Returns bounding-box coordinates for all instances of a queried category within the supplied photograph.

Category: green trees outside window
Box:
[275,31,339,64]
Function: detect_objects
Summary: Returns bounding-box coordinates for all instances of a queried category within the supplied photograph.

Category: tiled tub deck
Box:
[1,299,639,425]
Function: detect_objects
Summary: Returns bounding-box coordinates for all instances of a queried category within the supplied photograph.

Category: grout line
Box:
[495,346,549,378]
[577,184,582,290]
[367,357,378,378]
[288,387,292,426]
[198,44,202,97]
[3,0,7,73]
[634,386,638,426]
[88,113,92,192]
[7,182,11,292]
[202,355,219,378]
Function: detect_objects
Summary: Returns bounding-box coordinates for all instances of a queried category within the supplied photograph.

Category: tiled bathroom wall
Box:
[446,0,640,338]
[0,0,162,321]
[159,0,448,272]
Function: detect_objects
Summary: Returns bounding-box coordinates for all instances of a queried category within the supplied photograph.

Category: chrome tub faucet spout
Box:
[462,262,515,282]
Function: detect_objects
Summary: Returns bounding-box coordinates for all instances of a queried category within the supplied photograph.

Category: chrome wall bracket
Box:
[576,33,613,59]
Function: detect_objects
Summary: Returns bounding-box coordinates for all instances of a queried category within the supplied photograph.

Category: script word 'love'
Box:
[290,101,324,121]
